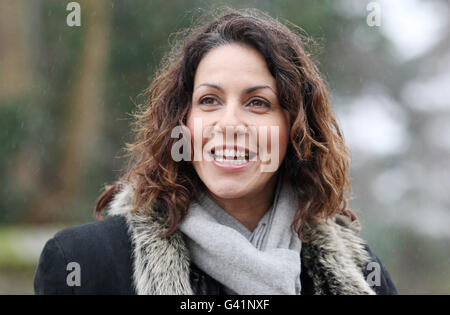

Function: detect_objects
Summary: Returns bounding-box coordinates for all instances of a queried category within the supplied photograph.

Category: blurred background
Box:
[0,0,449,294]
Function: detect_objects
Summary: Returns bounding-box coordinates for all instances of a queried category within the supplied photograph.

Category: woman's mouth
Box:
[209,146,257,169]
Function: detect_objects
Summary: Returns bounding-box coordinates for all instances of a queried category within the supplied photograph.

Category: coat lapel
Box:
[301,215,376,295]
[107,182,193,295]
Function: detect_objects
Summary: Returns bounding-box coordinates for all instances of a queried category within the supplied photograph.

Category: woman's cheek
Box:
[255,123,284,172]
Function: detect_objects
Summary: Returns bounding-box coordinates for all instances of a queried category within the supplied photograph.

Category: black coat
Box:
[34,215,397,295]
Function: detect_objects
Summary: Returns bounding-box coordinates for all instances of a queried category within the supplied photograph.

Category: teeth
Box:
[214,157,247,165]
[212,148,249,164]
[214,149,247,158]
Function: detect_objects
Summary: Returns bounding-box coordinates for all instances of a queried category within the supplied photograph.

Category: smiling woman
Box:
[34,7,397,295]
[187,43,290,229]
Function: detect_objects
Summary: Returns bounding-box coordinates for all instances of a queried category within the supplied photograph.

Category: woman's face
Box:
[186,43,289,200]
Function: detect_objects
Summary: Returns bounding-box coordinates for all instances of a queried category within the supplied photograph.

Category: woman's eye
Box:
[199,97,219,105]
[248,98,270,109]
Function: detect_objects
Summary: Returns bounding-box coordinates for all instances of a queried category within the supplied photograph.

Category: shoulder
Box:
[50,216,131,269]
[300,214,398,295]
[333,214,398,294]
[34,216,135,294]
[362,243,398,295]
[53,215,129,249]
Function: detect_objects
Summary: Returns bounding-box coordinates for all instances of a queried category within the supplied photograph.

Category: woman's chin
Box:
[204,180,251,200]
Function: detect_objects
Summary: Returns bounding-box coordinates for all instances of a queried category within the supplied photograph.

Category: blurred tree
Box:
[0,0,32,99]
[25,0,110,222]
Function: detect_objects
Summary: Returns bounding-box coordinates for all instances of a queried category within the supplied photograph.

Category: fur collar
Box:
[107,182,375,295]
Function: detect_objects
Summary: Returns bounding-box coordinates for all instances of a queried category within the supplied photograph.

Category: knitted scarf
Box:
[179,173,302,295]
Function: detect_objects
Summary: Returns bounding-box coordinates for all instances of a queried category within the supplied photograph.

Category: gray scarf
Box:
[179,174,302,295]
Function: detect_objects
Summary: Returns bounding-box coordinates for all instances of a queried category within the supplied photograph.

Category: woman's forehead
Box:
[193,44,276,88]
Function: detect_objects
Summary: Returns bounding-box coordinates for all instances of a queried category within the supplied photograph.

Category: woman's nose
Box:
[217,102,245,131]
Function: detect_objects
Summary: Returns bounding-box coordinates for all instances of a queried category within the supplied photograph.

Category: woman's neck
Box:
[206,174,279,232]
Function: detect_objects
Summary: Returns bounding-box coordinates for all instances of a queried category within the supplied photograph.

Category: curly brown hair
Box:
[94,7,353,241]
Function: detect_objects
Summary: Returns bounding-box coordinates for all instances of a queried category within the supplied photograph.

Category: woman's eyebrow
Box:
[194,83,276,94]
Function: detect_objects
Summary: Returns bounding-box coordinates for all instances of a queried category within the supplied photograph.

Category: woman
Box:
[34,8,397,295]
